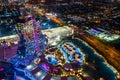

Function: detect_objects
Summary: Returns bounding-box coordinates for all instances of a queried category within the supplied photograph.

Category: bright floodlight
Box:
[36,72,42,77]
[26,65,33,70]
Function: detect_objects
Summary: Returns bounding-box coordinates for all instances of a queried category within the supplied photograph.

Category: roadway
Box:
[27,4,64,25]
[77,33,120,72]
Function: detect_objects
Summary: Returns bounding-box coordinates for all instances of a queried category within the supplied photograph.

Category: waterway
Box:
[63,37,117,80]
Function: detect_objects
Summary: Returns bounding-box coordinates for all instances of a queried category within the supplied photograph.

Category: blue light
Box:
[46,55,58,65]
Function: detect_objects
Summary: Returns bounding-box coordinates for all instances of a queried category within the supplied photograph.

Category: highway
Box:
[78,33,120,72]
[27,4,64,25]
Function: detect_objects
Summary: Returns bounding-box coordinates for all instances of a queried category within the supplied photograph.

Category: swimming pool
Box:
[58,42,85,65]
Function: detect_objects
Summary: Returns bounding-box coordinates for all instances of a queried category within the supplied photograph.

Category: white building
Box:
[42,26,73,46]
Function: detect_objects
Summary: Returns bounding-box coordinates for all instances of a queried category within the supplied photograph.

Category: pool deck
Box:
[58,42,85,64]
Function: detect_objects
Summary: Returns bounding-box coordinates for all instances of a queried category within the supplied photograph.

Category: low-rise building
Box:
[42,26,73,46]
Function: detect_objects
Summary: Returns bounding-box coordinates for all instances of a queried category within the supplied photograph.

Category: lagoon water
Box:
[64,38,116,80]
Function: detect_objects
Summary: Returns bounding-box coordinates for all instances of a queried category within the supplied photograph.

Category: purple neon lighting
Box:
[33,19,40,52]
[0,67,4,71]
[53,68,58,72]
[41,63,50,71]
